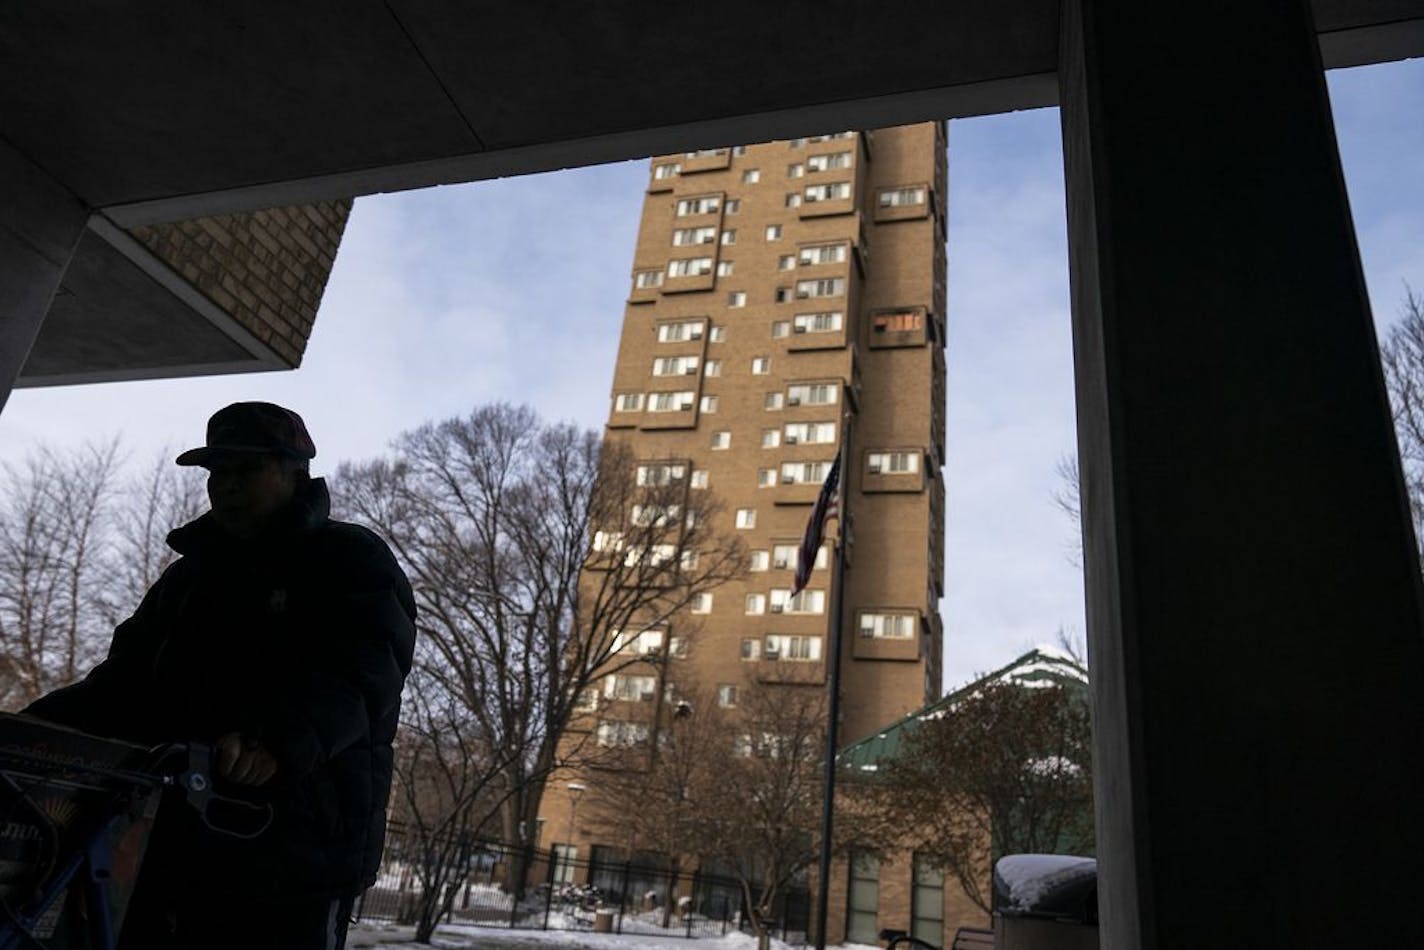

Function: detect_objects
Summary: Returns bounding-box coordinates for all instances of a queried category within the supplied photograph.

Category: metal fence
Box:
[355,824,810,944]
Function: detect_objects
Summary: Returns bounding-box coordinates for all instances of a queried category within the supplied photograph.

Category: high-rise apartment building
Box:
[539,122,948,884]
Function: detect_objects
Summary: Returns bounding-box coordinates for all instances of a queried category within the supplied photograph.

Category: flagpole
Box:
[814,413,852,950]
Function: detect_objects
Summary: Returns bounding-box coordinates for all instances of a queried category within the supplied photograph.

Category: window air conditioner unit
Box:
[701,235,714,243]
[764,646,780,658]
[773,559,789,569]
[770,604,784,614]
[793,325,808,333]
[785,434,798,444]
[691,330,703,340]
[787,397,801,406]
[869,464,882,474]
[795,290,810,299]
[685,365,698,374]
[640,690,657,702]
[680,401,694,410]
[781,474,796,484]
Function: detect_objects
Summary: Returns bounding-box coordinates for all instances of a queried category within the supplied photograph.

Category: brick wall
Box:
[128,200,351,366]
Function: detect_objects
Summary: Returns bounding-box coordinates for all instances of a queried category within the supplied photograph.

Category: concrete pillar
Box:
[0,140,88,414]
[1058,2,1424,947]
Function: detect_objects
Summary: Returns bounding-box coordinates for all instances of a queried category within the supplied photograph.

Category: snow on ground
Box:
[347,920,814,949]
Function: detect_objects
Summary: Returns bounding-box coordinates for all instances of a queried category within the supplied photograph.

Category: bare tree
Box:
[0,442,121,707]
[102,448,206,624]
[1378,284,1424,566]
[1051,452,1082,568]
[331,403,744,918]
[856,680,1094,914]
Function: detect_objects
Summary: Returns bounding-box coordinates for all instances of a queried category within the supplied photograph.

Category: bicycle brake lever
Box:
[180,744,273,840]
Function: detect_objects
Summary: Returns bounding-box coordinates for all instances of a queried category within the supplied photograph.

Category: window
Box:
[846,852,880,944]
[912,854,945,946]
[794,278,845,299]
[724,198,740,214]
[690,470,709,489]
[596,720,650,747]
[553,844,578,883]
[778,254,797,271]
[763,634,822,660]
[612,628,666,655]
[603,673,658,701]
[593,530,625,553]
[868,451,919,474]
[709,325,726,342]
[727,291,747,308]
[717,684,738,708]
[704,359,722,377]
[798,243,848,266]
[691,592,713,614]
[732,145,747,156]
[742,169,760,183]
[745,593,766,614]
[793,311,843,334]
[803,182,851,202]
[630,503,680,527]
[685,148,726,158]
[613,393,644,412]
[574,687,598,711]
[783,421,836,445]
[779,460,831,485]
[668,257,714,277]
[634,269,665,289]
[721,229,737,245]
[636,463,686,486]
[784,193,802,209]
[757,468,776,488]
[808,132,854,142]
[711,431,731,450]
[675,196,721,216]
[653,162,681,179]
[771,321,791,339]
[764,392,785,410]
[774,287,791,303]
[874,310,924,333]
[716,261,734,277]
[735,508,757,529]
[700,395,719,413]
[740,638,761,661]
[751,357,771,375]
[765,224,783,241]
[860,612,918,639]
[672,226,718,246]
[807,151,852,171]
[749,550,770,571]
[770,588,826,614]
[879,186,927,207]
[658,320,705,342]
[787,383,837,406]
[652,355,699,376]
[773,543,827,571]
[787,163,804,178]
[647,391,696,412]
[788,137,806,149]
[761,429,781,449]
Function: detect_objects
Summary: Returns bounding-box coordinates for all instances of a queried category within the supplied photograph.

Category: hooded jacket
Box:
[24,477,416,900]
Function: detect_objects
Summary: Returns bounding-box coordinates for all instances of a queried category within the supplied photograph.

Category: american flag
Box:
[792,454,840,597]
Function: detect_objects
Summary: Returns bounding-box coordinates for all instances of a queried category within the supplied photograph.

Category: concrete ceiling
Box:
[3,1,1421,226]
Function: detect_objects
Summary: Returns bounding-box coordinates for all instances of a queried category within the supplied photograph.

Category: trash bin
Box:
[993,854,1099,950]
[594,908,615,933]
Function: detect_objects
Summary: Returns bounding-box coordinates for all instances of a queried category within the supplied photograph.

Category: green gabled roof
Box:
[837,645,1089,775]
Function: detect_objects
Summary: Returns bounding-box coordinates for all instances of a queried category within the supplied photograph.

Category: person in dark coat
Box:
[23,402,416,950]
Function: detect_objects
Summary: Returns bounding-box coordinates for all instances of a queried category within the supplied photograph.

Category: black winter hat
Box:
[176,402,317,468]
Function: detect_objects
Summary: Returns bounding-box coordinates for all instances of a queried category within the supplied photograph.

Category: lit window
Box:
[761,429,781,449]
[742,169,761,184]
[735,508,757,529]
[757,468,775,488]
[634,269,664,289]
[879,187,927,207]
[794,278,844,299]
[793,311,843,334]
[787,163,804,179]
[721,229,737,245]
[700,395,719,413]
[873,310,924,333]
[613,393,644,412]
[711,431,731,450]
[690,470,709,489]
[868,451,919,474]
[704,360,722,377]
[672,226,718,246]
[860,612,918,639]
[668,257,714,277]
[740,638,761,661]
[653,162,681,179]
[745,593,766,614]
[652,355,699,376]
[786,383,837,406]
[709,325,726,342]
[798,243,848,266]
[691,592,713,614]
[751,357,771,375]
[716,261,734,277]
[749,550,770,571]
[771,321,791,339]
[675,196,722,216]
[784,193,802,209]
[717,685,739,707]
[764,392,785,410]
[727,291,747,308]
[647,391,696,412]
[765,224,783,241]
[658,320,705,342]
[778,255,797,271]
[803,182,851,202]
[806,151,852,171]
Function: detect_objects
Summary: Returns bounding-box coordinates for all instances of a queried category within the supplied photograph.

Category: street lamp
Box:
[565,782,586,884]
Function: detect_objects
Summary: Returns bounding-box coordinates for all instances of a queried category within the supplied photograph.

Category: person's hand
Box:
[214,732,279,786]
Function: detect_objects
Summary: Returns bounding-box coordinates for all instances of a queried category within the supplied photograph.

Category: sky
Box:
[1,59,1420,691]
